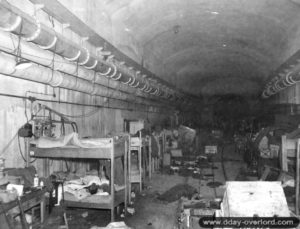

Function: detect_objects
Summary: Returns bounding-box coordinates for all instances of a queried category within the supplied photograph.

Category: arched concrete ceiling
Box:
[86,0,300,97]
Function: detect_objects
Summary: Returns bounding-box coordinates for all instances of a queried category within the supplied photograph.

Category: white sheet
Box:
[31,133,112,148]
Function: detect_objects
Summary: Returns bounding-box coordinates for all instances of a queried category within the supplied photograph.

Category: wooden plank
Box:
[114,140,125,158]
[111,138,115,222]
[281,135,288,171]
[63,190,125,209]
[128,135,132,203]
[124,139,128,215]
[0,189,46,224]
[296,139,300,215]
[149,137,152,179]
[139,132,142,192]
[63,199,111,210]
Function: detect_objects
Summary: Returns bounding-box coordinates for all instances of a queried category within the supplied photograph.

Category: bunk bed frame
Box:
[30,136,128,222]
[128,131,151,196]
[281,129,300,215]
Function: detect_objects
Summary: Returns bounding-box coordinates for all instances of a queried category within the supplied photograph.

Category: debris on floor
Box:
[90,221,131,229]
[178,197,221,229]
[157,184,197,202]
[206,181,223,188]
[82,211,89,218]
[130,192,136,199]
[127,207,135,215]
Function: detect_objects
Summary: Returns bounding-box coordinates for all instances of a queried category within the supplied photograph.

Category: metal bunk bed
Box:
[30,136,128,222]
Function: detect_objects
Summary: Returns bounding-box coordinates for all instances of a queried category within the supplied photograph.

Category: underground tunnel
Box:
[0,0,300,228]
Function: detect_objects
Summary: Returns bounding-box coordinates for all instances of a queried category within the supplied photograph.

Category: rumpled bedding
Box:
[31,132,112,148]
[64,175,124,200]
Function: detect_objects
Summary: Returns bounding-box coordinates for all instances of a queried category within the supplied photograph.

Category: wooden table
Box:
[0,188,46,224]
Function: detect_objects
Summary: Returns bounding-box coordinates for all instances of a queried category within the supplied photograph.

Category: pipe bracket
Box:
[145,87,152,93]
[0,16,22,32]
[123,77,132,85]
[107,64,117,78]
[151,89,158,95]
[132,81,140,88]
[129,78,136,86]
[98,66,111,76]
[38,36,57,50]
[140,84,147,91]
[25,17,41,42]
[112,73,122,81]
[65,50,81,62]
[85,60,98,70]
[290,72,300,83]
[262,91,269,98]
[286,71,295,85]
[78,48,90,65]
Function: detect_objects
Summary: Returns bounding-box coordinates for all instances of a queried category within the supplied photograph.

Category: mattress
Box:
[31,132,113,148]
[64,191,112,204]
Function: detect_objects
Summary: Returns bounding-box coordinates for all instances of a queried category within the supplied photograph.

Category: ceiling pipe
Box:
[0,52,166,107]
[262,70,300,98]
[0,0,180,102]
[0,30,166,104]
[262,49,300,98]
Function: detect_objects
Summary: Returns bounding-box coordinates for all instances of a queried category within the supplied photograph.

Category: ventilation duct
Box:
[262,49,300,98]
[0,51,166,107]
[0,0,187,103]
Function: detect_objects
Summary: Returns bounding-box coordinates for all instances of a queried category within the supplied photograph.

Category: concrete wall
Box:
[272,83,300,105]
[0,0,168,173]
[0,75,166,173]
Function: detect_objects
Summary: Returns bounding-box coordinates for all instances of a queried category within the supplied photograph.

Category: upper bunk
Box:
[30,133,127,159]
[130,136,150,147]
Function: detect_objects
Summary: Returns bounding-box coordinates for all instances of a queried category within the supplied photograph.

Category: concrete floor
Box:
[125,159,244,229]
[41,144,245,229]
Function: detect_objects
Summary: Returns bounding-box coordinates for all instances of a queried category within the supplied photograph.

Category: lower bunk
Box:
[62,188,126,221]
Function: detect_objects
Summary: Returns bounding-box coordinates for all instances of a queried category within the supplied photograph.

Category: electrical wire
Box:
[62,109,101,118]
[0,92,167,113]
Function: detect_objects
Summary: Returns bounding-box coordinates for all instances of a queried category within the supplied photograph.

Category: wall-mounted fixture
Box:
[262,49,300,98]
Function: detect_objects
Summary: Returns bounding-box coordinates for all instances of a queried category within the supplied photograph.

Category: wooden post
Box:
[25,138,30,167]
[124,138,128,215]
[128,135,132,203]
[40,194,45,223]
[162,132,166,169]
[111,138,115,222]
[281,135,288,171]
[149,136,152,179]
[296,139,300,215]
[139,131,142,192]
[43,158,49,177]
